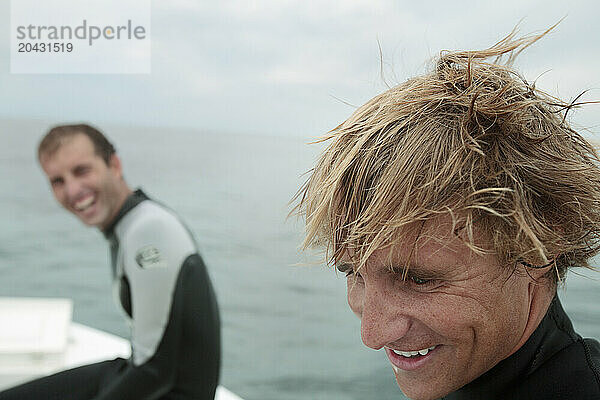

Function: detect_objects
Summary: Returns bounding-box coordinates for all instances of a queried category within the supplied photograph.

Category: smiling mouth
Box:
[385,345,440,371]
[73,195,96,212]
[389,345,437,358]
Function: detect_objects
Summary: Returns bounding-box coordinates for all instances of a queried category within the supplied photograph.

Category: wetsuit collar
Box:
[102,188,149,238]
[443,296,577,399]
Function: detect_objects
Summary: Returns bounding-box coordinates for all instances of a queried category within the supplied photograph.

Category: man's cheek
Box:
[53,191,67,208]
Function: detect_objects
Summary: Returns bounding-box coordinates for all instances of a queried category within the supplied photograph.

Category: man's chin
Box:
[71,205,105,228]
[75,211,105,229]
[394,371,451,400]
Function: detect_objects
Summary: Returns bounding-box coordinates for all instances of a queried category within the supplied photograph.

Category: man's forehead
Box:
[42,134,96,161]
[340,216,479,271]
[389,216,468,253]
[40,133,100,174]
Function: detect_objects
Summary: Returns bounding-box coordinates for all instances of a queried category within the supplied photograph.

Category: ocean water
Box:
[1,119,599,400]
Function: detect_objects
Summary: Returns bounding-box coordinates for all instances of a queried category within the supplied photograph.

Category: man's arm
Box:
[92,267,183,400]
[94,209,220,399]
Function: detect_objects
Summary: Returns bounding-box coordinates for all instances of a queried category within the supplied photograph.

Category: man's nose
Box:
[360,284,410,350]
[64,177,82,199]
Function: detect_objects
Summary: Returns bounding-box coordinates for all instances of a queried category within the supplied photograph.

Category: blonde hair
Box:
[294,26,600,282]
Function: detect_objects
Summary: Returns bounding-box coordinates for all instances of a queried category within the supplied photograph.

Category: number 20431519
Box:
[18,42,73,52]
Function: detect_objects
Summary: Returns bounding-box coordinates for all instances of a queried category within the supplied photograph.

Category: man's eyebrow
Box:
[387,262,451,278]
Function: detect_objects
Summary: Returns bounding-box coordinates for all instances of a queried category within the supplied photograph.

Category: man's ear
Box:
[108,154,123,178]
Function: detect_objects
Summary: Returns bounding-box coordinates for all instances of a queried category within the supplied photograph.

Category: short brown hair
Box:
[294,27,600,283]
[38,124,116,164]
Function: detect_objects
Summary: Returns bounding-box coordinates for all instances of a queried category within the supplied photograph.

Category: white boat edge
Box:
[0,297,243,400]
[67,323,244,400]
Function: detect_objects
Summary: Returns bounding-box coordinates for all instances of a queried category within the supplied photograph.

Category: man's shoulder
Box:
[581,337,600,380]
[512,336,600,399]
[118,199,186,235]
[117,199,197,258]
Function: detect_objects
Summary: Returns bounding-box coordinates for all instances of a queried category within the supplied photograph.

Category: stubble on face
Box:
[342,216,548,400]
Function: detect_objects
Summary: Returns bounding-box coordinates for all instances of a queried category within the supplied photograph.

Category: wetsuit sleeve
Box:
[93,213,218,399]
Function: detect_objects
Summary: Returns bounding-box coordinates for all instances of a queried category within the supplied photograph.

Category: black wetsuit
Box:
[0,189,220,400]
[443,296,600,400]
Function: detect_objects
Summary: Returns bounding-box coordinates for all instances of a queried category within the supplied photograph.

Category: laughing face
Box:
[40,133,129,230]
[339,217,551,400]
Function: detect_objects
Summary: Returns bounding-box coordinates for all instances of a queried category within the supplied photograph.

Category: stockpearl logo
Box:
[10,0,151,74]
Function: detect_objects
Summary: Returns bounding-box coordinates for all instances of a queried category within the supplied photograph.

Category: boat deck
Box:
[0,297,242,400]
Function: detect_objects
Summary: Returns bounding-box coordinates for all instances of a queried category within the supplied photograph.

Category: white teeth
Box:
[392,345,436,358]
[74,196,94,211]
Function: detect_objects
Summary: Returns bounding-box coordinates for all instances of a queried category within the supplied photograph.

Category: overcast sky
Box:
[1,0,599,137]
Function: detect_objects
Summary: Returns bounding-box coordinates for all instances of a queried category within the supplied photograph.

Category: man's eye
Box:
[410,276,431,285]
[336,263,352,275]
[74,166,90,176]
[50,178,63,187]
[336,263,363,279]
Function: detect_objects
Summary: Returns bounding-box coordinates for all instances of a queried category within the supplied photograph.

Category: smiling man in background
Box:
[295,28,600,399]
[0,124,220,400]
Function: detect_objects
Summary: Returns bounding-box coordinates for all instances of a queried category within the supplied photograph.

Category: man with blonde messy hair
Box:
[295,27,600,399]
